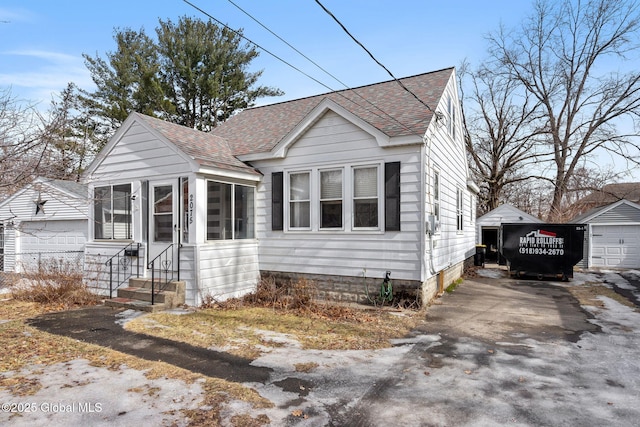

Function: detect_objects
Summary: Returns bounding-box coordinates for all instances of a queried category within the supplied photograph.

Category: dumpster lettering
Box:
[518,230,565,256]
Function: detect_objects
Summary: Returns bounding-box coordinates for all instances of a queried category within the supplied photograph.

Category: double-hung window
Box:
[277,162,398,232]
[206,181,255,240]
[289,172,310,229]
[320,169,343,229]
[94,184,132,240]
[353,166,378,228]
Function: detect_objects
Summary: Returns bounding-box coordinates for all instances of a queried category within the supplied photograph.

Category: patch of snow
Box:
[476,268,506,279]
[0,359,204,427]
[114,309,145,326]
[571,271,605,286]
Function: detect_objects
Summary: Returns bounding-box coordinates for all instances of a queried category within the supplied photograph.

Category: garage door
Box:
[20,220,87,255]
[591,225,640,269]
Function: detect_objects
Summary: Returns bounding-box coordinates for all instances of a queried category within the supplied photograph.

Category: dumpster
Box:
[474,245,486,267]
[499,223,586,280]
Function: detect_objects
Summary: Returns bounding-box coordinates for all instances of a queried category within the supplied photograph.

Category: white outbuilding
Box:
[476,204,543,263]
[0,177,88,273]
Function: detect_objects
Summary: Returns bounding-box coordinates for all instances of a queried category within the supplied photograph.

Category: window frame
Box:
[456,187,464,232]
[93,183,132,241]
[283,162,386,233]
[287,171,312,230]
[433,169,441,233]
[205,180,255,241]
[352,165,381,230]
[319,168,344,230]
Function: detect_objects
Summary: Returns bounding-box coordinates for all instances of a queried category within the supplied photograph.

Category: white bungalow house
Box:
[83,67,478,306]
[0,177,88,273]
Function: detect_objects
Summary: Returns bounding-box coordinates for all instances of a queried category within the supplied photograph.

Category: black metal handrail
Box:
[148,244,179,305]
[105,243,141,298]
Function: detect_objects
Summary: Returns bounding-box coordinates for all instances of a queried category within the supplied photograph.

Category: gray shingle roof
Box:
[131,68,453,174]
[135,113,261,175]
[38,178,87,198]
[211,68,454,156]
[570,182,640,217]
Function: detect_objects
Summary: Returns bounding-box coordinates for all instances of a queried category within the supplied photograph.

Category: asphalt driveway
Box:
[12,268,640,426]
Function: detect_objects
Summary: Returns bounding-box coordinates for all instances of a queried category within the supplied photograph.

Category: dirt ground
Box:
[2,267,640,426]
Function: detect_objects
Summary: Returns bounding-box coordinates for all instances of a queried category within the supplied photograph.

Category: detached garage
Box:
[0,178,88,272]
[573,199,640,269]
[476,204,543,262]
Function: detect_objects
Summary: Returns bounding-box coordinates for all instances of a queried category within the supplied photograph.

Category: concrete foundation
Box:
[262,258,470,308]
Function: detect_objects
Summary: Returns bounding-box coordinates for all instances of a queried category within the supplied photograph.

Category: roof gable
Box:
[239,98,392,161]
[572,199,640,223]
[0,178,87,210]
[477,204,543,225]
[85,113,260,178]
[212,68,454,156]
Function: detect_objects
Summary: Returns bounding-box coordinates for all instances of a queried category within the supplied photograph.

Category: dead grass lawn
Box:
[0,299,272,426]
[124,306,423,359]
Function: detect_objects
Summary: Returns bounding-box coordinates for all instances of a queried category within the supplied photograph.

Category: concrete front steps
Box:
[104,277,186,313]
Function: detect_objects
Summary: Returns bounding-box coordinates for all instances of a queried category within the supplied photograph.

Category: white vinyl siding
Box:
[191,241,260,304]
[0,180,88,273]
[254,110,423,281]
[424,74,477,274]
[91,122,193,181]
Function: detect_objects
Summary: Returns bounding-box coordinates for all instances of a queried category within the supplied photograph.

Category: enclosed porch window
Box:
[94,184,132,240]
[206,181,255,240]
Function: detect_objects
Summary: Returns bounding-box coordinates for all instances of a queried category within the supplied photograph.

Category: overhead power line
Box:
[313,0,436,114]
[183,0,422,134]
[222,0,419,134]
[183,0,335,95]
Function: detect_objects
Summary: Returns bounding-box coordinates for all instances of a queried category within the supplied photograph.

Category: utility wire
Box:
[183,0,336,95]
[313,0,436,114]
[226,0,341,88]
[223,0,419,134]
[184,0,422,134]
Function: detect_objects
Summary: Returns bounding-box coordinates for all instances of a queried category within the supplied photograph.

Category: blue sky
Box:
[0,0,532,108]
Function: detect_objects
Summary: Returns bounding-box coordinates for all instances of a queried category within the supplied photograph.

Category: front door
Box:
[149,182,178,271]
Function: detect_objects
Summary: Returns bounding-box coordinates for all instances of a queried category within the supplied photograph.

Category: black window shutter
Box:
[272,172,284,231]
[385,162,401,231]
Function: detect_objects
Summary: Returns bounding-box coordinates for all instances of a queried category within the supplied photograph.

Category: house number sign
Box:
[188,193,194,225]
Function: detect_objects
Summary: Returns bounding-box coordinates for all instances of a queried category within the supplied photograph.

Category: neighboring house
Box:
[83,67,478,306]
[476,204,543,262]
[0,177,88,272]
[572,199,640,269]
[570,182,640,217]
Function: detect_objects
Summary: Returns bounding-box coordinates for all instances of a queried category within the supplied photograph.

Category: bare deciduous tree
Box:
[459,60,547,215]
[0,87,46,197]
[488,0,640,220]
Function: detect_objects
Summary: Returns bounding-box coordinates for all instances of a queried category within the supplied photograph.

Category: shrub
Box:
[10,257,100,308]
